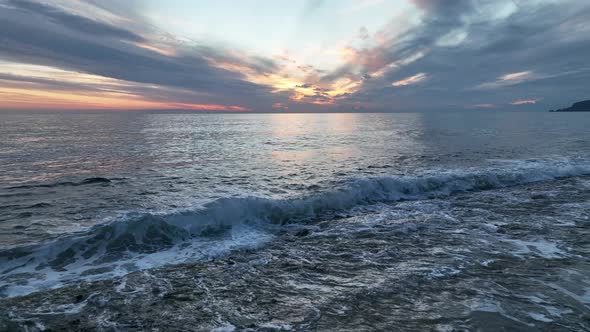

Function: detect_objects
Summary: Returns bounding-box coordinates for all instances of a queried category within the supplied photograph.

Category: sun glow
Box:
[207,50,362,108]
[0,87,249,111]
[0,62,248,111]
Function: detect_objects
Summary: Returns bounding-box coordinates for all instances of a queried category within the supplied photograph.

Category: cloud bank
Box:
[0,0,589,111]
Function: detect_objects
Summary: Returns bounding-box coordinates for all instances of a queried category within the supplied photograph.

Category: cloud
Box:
[501,71,532,81]
[359,27,370,41]
[4,0,144,42]
[327,0,590,111]
[511,99,540,105]
[392,73,428,86]
[272,102,289,110]
[475,71,538,89]
[475,67,590,91]
[473,103,496,108]
[411,0,474,19]
[0,61,255,111]
[1,0,590,112]
[0,0,282,110]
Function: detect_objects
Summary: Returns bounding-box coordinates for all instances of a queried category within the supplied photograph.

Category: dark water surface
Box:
[0,111,589,331]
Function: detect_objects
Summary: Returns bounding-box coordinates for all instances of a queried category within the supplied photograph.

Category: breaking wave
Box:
[1,158,589,297]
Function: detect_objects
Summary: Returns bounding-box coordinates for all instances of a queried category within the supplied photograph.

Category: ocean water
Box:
[0,111,589,331]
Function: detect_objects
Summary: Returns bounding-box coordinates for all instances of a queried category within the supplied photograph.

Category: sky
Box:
[0,0,589,112]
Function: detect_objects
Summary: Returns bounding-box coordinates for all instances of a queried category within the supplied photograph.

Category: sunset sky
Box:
[1,0,589,112]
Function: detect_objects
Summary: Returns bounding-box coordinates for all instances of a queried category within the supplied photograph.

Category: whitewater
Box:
[1,157,590,298]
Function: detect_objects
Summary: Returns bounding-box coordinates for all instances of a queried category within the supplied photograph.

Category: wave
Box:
[5,177,113,190]
[1,158,589,297]
[162,158,590,232]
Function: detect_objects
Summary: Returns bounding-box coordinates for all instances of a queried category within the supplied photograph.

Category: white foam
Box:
[528,312,553,322]
[544,306,573,317]
[468,300,500,313]
[502,238,566,259]
[0,225,273,298]
[429,266,461,278]
[258,323,293,330]
[211,324,236,332]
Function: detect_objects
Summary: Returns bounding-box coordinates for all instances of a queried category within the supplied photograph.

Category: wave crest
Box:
[1,159,589,297]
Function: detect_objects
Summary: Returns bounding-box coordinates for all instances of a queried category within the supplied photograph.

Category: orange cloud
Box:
[0,62,250,111]
[340,46,388,74]
[133,42,177,57]
[500,71,532,81]
[205,52,361,107]
[392,72,427,86]
[0,87,248,111]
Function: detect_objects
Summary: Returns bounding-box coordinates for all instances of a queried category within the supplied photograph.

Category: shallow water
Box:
[1,111,589,330]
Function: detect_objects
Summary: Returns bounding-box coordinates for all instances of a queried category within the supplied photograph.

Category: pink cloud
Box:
[170,103,250,111]
[272,102,289,110]
[511,98,540,105]
[475,70,538,90]
[392,73,427,86]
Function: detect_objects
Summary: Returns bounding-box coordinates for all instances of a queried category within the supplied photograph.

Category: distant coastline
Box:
[550,100,590,112]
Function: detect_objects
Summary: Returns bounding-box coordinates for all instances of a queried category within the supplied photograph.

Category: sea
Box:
[0,111,589,331]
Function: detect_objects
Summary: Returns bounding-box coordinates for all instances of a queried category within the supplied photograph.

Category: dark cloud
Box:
[332,0,590,111]
[0,19,243,91]
[4,0,144,42]
[1,0,589,112]
[0,72,113,92]
[299,92,333,105]
[411,0,474,19]
[0,0,280,108]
